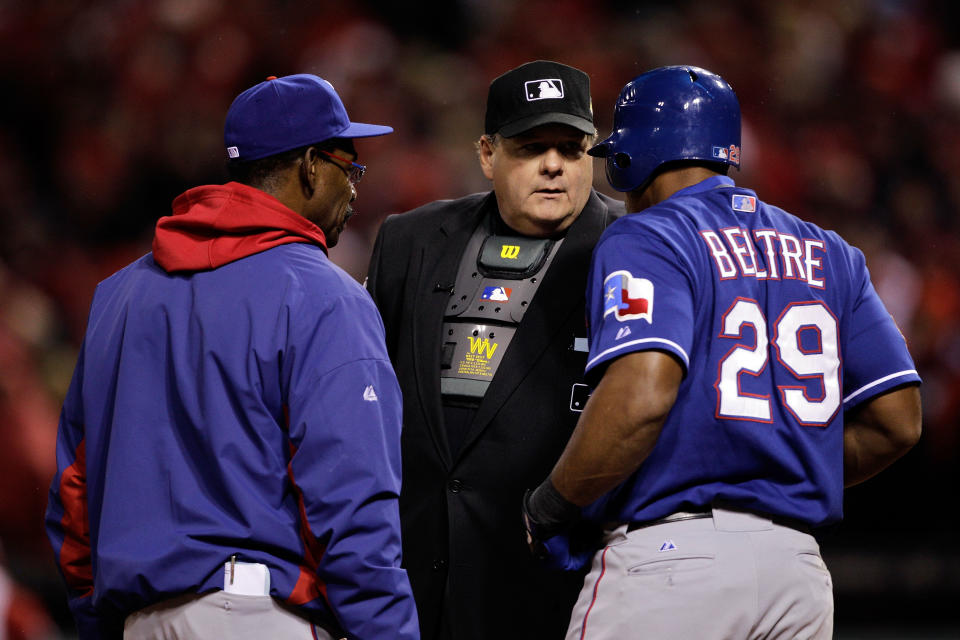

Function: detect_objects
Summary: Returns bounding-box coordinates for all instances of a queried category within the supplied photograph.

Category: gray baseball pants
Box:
[565,507,833,640]
[124,591,336,639]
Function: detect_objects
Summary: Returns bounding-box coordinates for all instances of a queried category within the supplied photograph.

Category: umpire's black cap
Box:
[484,60,594,138]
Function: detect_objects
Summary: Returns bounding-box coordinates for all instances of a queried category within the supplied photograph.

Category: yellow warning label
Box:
[467,336,498,359]
[457,336,500,378]
[457,353,494,378]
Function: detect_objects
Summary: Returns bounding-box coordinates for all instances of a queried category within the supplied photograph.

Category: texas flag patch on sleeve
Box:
[603,270,653,323]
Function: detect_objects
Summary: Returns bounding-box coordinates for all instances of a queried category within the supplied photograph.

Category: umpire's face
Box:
[479,123,593,238]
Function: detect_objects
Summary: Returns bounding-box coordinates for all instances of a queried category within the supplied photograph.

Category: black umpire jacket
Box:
[366,190,623,640]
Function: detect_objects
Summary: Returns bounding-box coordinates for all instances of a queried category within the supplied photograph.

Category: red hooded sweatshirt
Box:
[153,182,328,273]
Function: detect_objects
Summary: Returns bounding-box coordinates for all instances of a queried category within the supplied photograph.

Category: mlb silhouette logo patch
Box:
[712,145,740,165]
[525,79,564,101]
[480,286,511,302]
[731,194,757,212]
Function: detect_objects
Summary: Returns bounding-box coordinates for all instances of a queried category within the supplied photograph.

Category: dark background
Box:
[1,1,957,637]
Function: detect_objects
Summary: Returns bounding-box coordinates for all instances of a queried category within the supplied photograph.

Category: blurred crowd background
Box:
[1,0,958,637]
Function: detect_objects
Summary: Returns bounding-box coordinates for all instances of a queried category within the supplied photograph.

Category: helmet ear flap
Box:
[605,149,645,192]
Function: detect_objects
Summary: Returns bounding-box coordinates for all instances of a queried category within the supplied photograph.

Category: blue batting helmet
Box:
[588,66,741,192]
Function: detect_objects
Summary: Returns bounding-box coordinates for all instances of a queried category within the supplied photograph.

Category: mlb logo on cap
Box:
[525,79,564,101]
[484,60,594,137]
[712,146,729,160]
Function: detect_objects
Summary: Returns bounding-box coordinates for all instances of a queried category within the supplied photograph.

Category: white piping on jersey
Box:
[844,369,918,405]
[586,337,690,371]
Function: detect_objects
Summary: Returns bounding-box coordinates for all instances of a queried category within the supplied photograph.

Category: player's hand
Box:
[534,527,599,572]
[522,489,598,571]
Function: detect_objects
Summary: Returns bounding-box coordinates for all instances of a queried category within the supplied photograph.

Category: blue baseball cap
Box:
[224,74,393,162]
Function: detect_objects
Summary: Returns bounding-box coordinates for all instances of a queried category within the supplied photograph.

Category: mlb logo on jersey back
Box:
[732,194,756,212]
[603,270,653,323]
[525,79,564,101]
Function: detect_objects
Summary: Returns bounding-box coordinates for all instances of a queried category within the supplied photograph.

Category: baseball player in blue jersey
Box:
[522,66,922,639]
[44,75,419,640]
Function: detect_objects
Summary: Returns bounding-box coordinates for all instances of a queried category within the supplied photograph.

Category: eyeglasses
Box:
[318,150,366,185]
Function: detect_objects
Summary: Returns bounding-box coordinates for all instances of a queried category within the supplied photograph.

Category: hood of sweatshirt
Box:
[152,181,328,273]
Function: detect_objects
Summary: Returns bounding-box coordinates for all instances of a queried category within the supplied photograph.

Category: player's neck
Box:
[627,166,721,213]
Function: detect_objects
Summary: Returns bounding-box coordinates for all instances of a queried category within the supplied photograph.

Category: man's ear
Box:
[478,135,496,181]
[300,147,318,197]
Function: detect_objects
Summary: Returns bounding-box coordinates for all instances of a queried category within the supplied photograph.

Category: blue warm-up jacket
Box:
[44,182,419,639]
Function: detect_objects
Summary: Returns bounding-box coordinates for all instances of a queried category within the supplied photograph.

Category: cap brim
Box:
[587,132,617,157]
[340,122,394,138]
[498,113,594,138]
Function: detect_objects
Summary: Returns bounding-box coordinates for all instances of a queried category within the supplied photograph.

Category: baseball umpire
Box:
[366,60,622,639]
[523,65,922,639]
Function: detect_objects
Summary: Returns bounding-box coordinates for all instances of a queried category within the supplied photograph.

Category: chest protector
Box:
[440,220,563,404]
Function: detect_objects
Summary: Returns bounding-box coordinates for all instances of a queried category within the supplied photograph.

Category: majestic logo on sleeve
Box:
[603,270,653,323]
